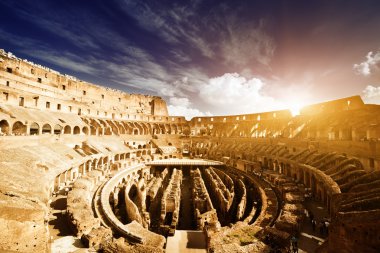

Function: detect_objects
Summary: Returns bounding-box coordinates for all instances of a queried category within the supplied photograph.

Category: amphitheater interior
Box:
[1,49,380,253]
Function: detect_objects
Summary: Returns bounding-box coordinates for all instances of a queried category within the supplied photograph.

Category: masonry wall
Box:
[0,51,170,120]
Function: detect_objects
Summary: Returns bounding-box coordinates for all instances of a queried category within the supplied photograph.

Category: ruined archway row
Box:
[192,140,377,215]
[190,108,380,141]
[53,147,154,193]
[63,147,166,249]
[0,118,86,136]
[0,116,187,137]
[191,139,380,250]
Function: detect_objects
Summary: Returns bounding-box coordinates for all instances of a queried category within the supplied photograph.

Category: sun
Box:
[288,102,305,116]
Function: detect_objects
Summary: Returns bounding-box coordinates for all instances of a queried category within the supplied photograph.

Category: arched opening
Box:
[0,120,10,135]
[64,125,71,134]
[116,186,127,223]
[146,195,151,211]
[128,184,139,205]
[54,124,62,135]
[104,127,112,135]
[92,158,98,170]
[133,128,139,135]
[82,126,89,135]
[73,126,80,135]
[12,121,27,135]
[42,124,52,134]
[30,122,40,135]
[90,126,97,135]
[171,125,177,134]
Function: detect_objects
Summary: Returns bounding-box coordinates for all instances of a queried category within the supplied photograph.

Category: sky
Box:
[1,0,380,119]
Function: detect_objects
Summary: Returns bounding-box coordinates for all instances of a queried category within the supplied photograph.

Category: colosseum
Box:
[0,49,380,253]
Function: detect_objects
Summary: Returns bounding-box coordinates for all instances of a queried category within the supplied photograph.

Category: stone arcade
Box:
[0,49,380,252]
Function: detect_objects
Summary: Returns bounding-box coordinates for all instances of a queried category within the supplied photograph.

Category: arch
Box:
[86,160,92,172]
[106,120,119,135]
[117,122,126,134]
[152,123,160,135]
[30,122,40,135]
[54,124,62,135]
[134,122,143,135]
[98,119,108,128]
[12,121,27,135]
[133,128,139,135]
[42,124,52,134]
[141,122,151,135]
[92,158,99,170]
[159,124,166,134]
[171,124,178,134]
[128,183,138,202]
[0,120,10,135]
[90,126,97,135]
[123,122,133,134]
[104,127,112,135]
[73,126,80,135]
[64,125,71,134]
[165,124,171,134]
[82,126,89,135]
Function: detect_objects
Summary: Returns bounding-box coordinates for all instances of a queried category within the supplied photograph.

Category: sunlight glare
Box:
[288,102,305,116]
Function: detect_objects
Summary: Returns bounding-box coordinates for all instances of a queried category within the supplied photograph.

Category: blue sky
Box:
[1,0,380,119]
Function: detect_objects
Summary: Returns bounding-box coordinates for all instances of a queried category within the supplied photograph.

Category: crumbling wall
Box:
[191,168,220,229]
[0,50,169,118]
[203,167,234,216]
[235,179,247,220]
[67,175,101,236]
[160,169,182,231]
[124,183,144,226]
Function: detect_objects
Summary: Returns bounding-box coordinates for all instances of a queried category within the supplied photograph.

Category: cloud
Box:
[362,85,380,104]
[354,51,380,76]
[118,0,214,58]
[24,49,97,74]
[220,18,275,68]
[167,96,212,120]
[169,97,191,107]
[198,73,282,115]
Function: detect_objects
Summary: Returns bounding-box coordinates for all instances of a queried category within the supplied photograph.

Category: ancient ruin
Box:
[1,49,380,252]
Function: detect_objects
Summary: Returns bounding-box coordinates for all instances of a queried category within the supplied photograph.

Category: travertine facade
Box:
[1,50,380,253]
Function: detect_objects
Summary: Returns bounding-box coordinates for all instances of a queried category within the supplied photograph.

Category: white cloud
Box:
[25,49,97,74]
[362,85,380,104]
[168,97,211,120]
[354,51,380,76]
[118,0,214,58]
[199,73,282,115]
[169,97,191,107]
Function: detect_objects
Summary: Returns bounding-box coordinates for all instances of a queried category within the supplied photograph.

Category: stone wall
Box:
[160,168,182,232]
[191,168,219,229]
